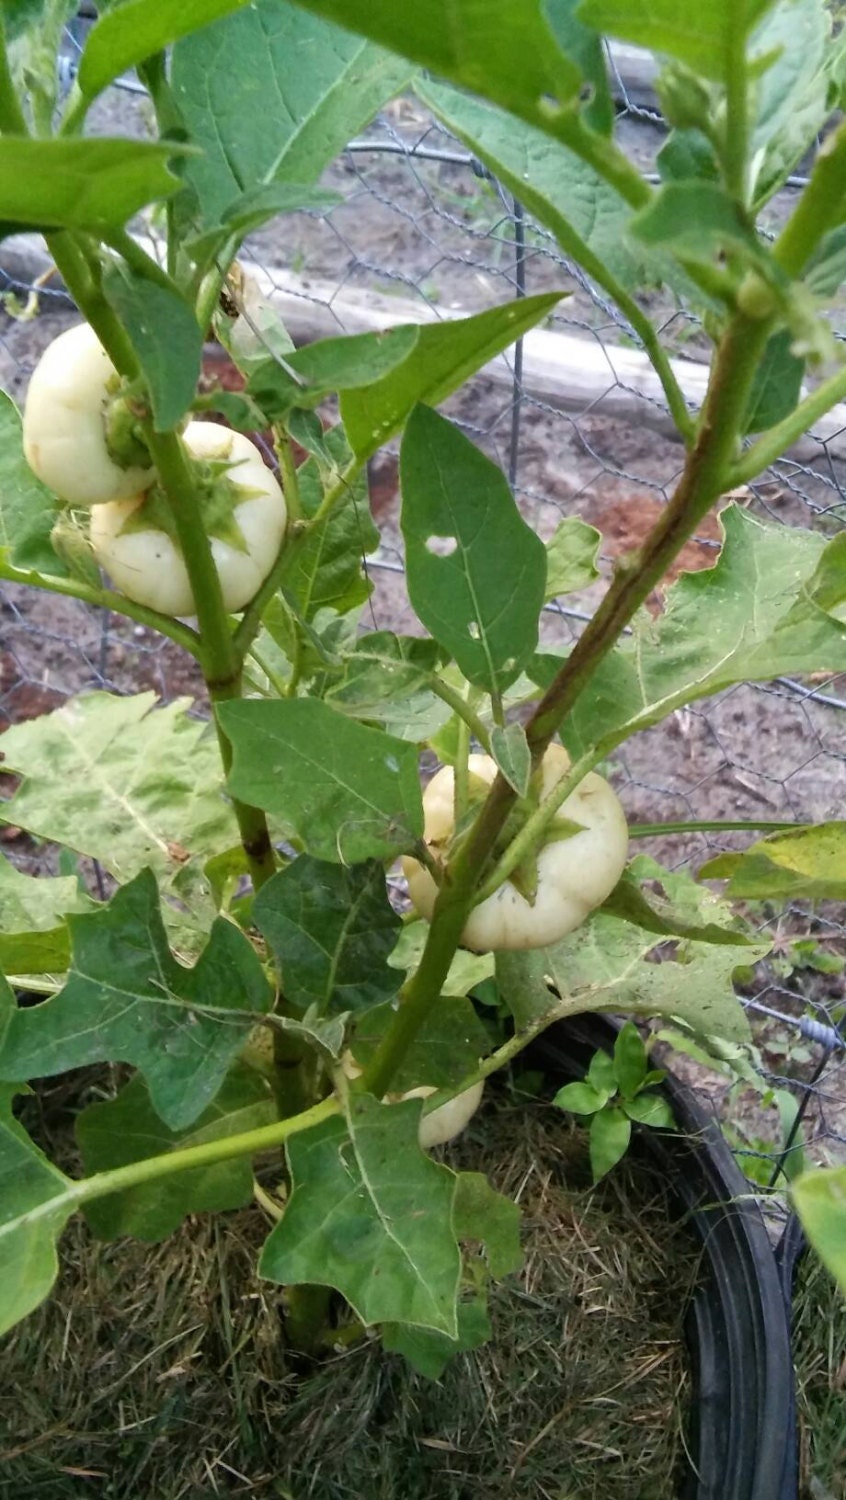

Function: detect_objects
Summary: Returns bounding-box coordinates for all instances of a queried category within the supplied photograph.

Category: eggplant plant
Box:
[1,0,846,1370]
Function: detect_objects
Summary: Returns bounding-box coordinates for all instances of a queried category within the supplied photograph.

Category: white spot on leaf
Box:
[425,534,458,558]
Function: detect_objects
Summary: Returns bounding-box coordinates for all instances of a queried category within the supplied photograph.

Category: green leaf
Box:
[171,1,411,232]
[613,1021,648,1100]
[544,517,601,601]
[452,1171,523,1277]
[657,128,720,185]
[496,911,762,1046]
[260,1093,461,1334]
[742,330,805,436]
[0,870,272,1131]
[589,1106,631,1181]
[601,856,757,947]
[543,508,846,762]
[341,294,563,462]
[0,138,185,232]
[490,724,532,799]
[326,633,451,743]
[418,78,647,294]
[0,692,238,885]
[700,823,846,902]
[278,428,378,621]
[0,391,65,576]
[78,0,252,101]
[545,0,614,134]
[631,180,762,261]
[791,1166,846,1293]
[186,183,340,263]
[75,1063,277,1242]
[805,225,846,299]
[382,1297,491,1378]
[0,1082,76,1337]
[282,0,581,133]
[220,698,424,864]
[553,1080,608,1115]
[400,406,547,694]
[253,857,401,1015]
[748,0,844,207]
[587,1048,617,1094]
[623,1093,676,1129]
[248,326,420,419]
[577,0,777,81]
[387,921,495,1001]
[0,855,93,976]
[349,996,491,1092]
[101,267,203,432]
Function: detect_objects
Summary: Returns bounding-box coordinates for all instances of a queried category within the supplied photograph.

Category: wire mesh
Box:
[1,36,845,1198]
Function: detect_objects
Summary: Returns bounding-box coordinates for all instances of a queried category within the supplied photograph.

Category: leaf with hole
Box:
[401,406,547,694]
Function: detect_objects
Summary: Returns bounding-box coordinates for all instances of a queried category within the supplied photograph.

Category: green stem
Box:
[552,112,652,212]
[773,120,846,277]
[365,313,772,1101]
[0,556,202,656]
[101,225,183,297]
[196,237,240,332]
[248,644,291,698]
[253,1179,284,1220]
[143,430,238,678]
[232,527,304,657]
[427,677,492,753]
[72,1096,338,1212]
[723,16,749,204]
[276,433,304,523]
[729,361,846,486]
[0,17,26,133]
[453,708,471,827]
[142,430,276,890]
[629,818,801,838]
[208,670,278,891]
[284,1284,333,1354]
[474,751,599,904]
[526,314,771,748]
[46,232,139,378]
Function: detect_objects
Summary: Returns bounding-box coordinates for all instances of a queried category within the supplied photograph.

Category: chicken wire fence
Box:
[1,27,845,1201]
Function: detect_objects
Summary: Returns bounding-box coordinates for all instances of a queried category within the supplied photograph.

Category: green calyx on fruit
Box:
[402,745,629,952]
[89,422,287,617]
[23,322,155,506]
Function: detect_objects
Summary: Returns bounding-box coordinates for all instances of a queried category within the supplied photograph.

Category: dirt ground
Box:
[1,87,845,1165]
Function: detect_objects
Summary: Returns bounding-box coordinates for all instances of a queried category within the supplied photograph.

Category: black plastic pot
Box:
[533,1015,798,1500]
